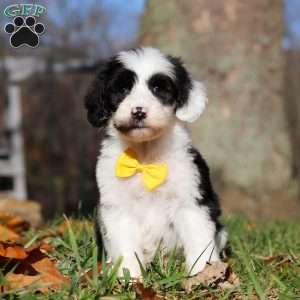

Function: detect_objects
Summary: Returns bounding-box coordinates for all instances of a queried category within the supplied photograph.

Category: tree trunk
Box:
[139,0,300,218]
[285,50,300,195]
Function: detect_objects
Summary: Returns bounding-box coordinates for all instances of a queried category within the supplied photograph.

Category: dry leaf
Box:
[256,254,293,268]
[0,212,30,233]
[181,261,240,292]
[0,242,28,259]
[134,282,162,300]
[31,257,70,290]
[5,273,42,290]
[5,258,69,293]
[218,269,240,290]
[256,254,288,263]
[6,215,30,233]
[0,242,69,292]
[0,224,20,242]
[0,198,42,228]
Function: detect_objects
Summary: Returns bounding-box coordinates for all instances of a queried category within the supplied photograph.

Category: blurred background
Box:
[0,0,299,221]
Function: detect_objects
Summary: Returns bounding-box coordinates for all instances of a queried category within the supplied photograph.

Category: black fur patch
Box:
[188,146,222,230]
[94,211,104,257]
[166,55,193,110]
[85,49,196,128]
[84,58,136,128]
[147,73,177,106]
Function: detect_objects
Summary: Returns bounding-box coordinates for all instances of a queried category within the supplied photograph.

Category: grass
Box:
[1,216,300,299]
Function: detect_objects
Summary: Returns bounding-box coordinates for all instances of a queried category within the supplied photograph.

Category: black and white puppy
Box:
[85,47,227,277]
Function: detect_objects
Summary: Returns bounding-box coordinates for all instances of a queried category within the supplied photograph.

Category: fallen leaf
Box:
[218,269,240,290]
[0,212,30,233]
[0,198,42,228]
[256,254,293,268]
[31,257,70,290]
[5,261,69,293]
[0,224,20,242]
[0,242,69,292]
[5,273,42,291]
[134,282,162,300]
[6,215,30,233]
[181,261,240,292]
[0,242,28,259]
[256,254,288,263]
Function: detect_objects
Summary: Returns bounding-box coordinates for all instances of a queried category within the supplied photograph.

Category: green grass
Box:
[1,216,300,299]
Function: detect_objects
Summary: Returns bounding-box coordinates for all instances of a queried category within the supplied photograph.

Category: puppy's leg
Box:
[99,207,144,278]
[174,206,219,275]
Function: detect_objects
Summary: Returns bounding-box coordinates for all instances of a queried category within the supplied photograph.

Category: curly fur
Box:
[85,47,227,277]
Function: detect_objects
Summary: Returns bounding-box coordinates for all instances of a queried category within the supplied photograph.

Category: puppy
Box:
[85,47,227,277]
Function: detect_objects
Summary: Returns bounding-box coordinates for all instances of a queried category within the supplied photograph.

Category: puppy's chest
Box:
[98,149,197,205]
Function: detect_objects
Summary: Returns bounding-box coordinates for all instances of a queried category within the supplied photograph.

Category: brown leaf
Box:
[6,215,30,233]
[0,243,47,275]
[0,198,42,228]
[4,259,69,293]
[0,224,20,242]
[181,262,240,292]
[0,212,30,233]
[218,269,240,290]
[13,247,51,275]
[134,282,162,300]
[4,273,42,291]
[0,242,28,259]
[256,254,293,267]
[31,257,70,290]
[0,242,69,292]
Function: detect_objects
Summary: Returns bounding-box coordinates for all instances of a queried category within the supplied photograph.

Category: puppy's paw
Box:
[118,267,142,280]
[117,258,142,279]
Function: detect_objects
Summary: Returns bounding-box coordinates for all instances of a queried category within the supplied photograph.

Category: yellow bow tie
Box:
[115,148,168,191]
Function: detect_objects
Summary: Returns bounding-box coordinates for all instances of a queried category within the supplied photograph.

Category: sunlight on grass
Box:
[1,216,299,299]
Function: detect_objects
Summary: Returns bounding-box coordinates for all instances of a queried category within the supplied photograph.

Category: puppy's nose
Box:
[131,107,147,121]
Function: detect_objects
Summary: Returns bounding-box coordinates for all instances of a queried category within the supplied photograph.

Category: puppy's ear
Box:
[84,64,109,128]
[175,80,208,123]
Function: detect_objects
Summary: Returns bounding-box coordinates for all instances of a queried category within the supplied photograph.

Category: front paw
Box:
[117,258,142,279]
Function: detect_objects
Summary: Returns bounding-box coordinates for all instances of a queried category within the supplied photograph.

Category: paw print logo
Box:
[4,16,45,48]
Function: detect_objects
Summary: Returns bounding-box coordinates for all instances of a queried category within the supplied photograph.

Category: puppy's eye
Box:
[111,69,135,97]
[119,87,129,95]
[114,86,129,96]
[152,86,160,93]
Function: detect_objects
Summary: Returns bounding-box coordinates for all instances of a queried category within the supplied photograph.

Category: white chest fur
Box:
[95,122,221,277]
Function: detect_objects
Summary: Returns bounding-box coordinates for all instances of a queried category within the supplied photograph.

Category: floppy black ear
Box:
[84,64,109,128]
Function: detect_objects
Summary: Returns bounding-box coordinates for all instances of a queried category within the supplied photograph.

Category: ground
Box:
[0,216,300,299]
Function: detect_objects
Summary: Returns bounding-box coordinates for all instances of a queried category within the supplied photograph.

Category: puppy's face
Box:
[85,48,207,143]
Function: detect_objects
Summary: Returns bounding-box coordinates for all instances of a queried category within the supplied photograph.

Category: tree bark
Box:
[139,0,300,217]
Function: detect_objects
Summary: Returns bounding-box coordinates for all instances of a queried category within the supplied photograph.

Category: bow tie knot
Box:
[115,148,168,191]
